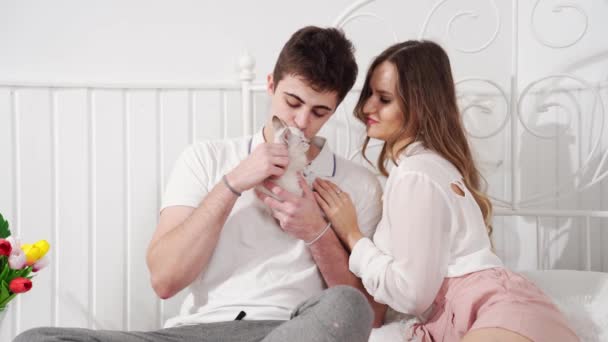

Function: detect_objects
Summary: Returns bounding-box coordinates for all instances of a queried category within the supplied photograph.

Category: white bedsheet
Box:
[522,270,608,342]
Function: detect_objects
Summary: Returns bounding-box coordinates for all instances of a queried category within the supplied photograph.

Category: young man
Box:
[16,26,385,342]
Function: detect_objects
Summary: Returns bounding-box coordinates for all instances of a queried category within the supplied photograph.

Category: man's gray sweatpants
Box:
[14,285,374,342]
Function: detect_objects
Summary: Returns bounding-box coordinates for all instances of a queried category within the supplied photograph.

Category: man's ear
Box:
[267,74,275,96]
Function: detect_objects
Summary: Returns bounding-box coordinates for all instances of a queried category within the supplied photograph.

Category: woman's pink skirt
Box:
[409,267,578,342]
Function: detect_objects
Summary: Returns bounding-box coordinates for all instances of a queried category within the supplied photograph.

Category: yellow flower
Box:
[34,240,50,256]
[21,240,50,265]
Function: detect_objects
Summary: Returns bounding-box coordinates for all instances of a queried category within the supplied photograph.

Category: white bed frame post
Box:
[239,51,256,135]
[510,0,520,212]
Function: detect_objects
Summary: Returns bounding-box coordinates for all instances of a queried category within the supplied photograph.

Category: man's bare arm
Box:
[308,229,387,328]
[146,182,238,299]
[147,143,289,299]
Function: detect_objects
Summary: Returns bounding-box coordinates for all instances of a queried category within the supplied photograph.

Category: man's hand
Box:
[256,174,327,242]
[227,143,289,192]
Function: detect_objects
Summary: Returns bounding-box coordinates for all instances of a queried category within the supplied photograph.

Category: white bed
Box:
[1,61,606,341]
[523,270,608,341]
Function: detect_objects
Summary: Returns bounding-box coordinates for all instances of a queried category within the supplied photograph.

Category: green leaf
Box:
[0,260,9,280]
[0,281,9,303]
[0,279,16,308]
[0,293,16,308]
[14,267,31,278]
[0,213,10,239]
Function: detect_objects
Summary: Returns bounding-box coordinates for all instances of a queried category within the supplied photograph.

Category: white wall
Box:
[1,0,607,339]
[2,1,605,87]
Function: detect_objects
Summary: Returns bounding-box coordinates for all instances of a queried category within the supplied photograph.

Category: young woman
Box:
[313,41,578,342]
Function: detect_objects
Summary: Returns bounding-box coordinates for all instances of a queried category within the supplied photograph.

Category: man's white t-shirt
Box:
[161,131,383,327]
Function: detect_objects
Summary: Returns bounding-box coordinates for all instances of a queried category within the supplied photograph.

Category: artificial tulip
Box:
[8,248,26,269]
[32,255,50,272]
[0,215,52,312]
[21,240,50,266]
[6,236,20,250]
[0,239,11,256]
[34,240,50,255]
[9,277,32,294]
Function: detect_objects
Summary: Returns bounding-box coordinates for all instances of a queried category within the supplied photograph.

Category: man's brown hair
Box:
[272,26,358,104]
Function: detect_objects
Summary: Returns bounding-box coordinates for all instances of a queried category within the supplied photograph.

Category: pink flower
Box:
[8,248,26,269]
[32,255,50,272]
[0,239,11,256]
[6,236,20,250]
[9,277,32,294]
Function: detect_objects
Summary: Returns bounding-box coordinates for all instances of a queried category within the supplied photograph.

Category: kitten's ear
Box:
[272,115,286,132]
[271,116,289,142]
[283,127,293,141]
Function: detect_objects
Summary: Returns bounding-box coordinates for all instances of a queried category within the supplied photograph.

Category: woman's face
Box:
[361,61,406,141]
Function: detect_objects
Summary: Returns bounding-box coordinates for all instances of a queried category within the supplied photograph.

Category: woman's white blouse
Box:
[349,142,503,316]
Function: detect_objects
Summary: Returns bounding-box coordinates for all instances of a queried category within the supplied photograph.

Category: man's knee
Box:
[326,285,371,309]
[325,285,373,323]
[14,327,56,342]
[321,286,374,341]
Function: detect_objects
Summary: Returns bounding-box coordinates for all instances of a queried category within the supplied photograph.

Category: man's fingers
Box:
[265,196,292,214]
[272,156,290,167]
[268,166,286,178]
[262,179,305,203]
[254,188,273,203]
[314,192,330,213]
[266,143,289,157]
[271,184,299,202]
[298,174,314,199]
[272,210,289,229]
[255,189,292,213]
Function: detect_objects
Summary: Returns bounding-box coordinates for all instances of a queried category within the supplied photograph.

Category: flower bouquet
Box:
[0,213,50,323]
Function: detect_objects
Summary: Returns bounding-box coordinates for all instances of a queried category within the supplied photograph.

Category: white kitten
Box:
[257,116,310,198]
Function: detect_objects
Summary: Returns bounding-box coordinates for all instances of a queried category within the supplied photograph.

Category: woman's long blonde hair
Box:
[354,40,494,238]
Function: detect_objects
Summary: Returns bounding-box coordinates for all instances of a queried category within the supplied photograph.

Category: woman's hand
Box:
[313,178,364,250]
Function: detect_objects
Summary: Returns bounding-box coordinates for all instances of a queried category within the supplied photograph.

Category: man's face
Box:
[266,74,339,140]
